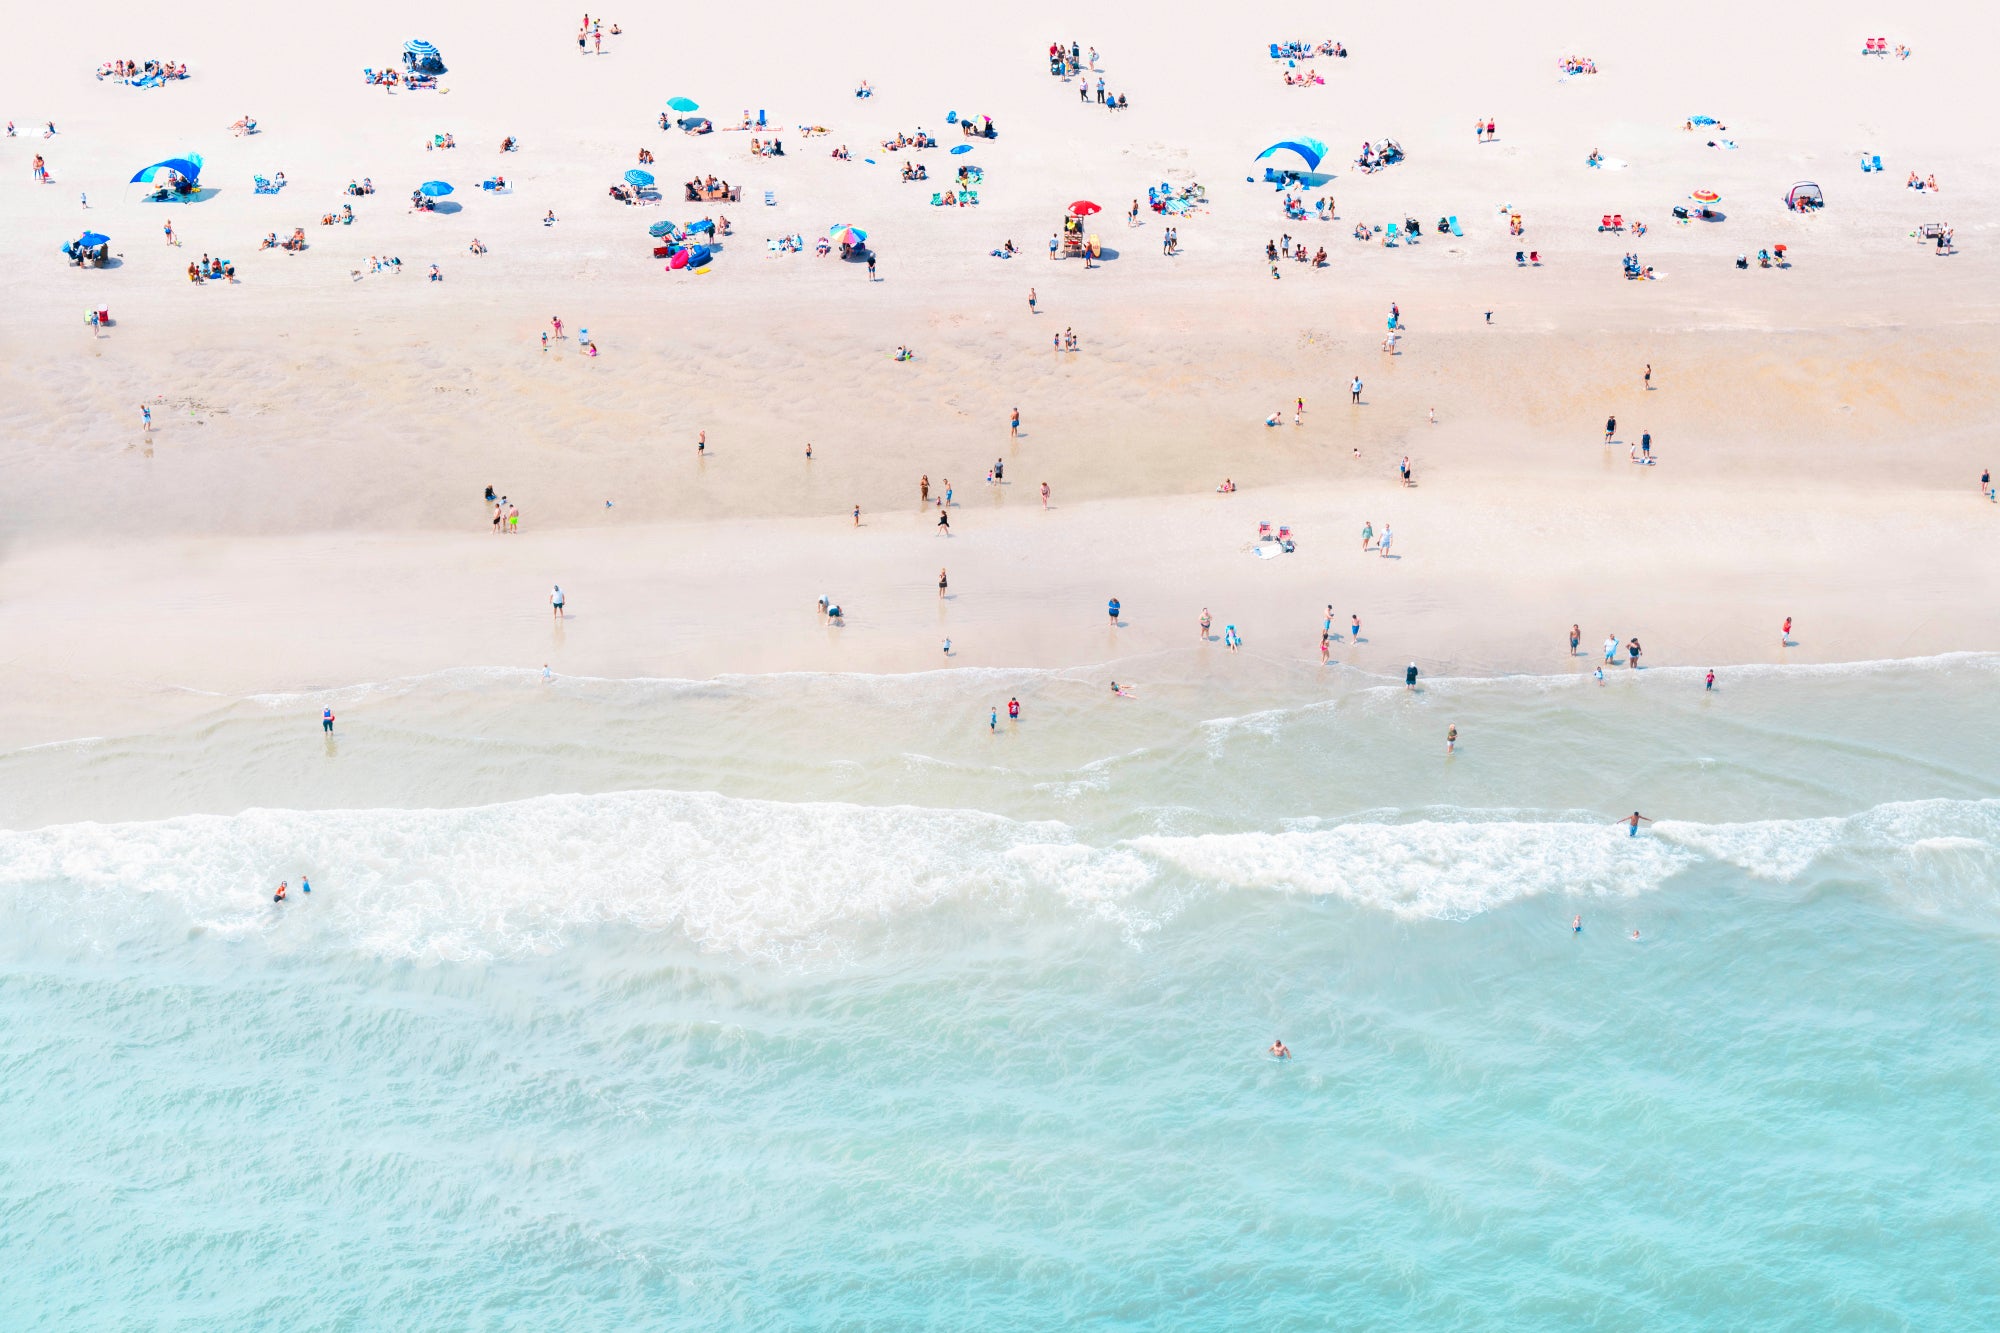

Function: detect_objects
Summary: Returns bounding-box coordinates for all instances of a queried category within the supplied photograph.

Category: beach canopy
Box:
[1255,138,1327,173]
[1068,200,1102,216]
[77,231,110,247]
[130,154,202,184]
[1786,181,1823,208]
[1690,188,1721,203]
[684,218,715,234]
[624,168,655,186]
[829,225,866,246]
[419,180,453,197]
[666,96,700,113]
[647,219,677,237]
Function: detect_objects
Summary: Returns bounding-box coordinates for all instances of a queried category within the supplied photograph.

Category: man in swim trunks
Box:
[1269,1039,1291,1059]
[1620,811,1652,837]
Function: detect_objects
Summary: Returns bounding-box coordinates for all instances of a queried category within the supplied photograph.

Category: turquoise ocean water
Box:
[3,654,1997,1328]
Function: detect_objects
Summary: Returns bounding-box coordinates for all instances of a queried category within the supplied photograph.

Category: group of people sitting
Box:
[186,255,234,281]
[1282,69,1326,86]
[635,146,653,164]
[607,181,651,204]
[1907,172,1940,191]
[345,178,376,195]
[363,67,432,88]
[769,233,808,252]
[98,59,187,81]
[258,228,307,252]
[749,137,785,156]
[684,176,737,201]
[63,237,109,266]
[1558,55,1600,74]
[881,130,936,150]
[1620,253,1653,279]
[228,115,258,136]
[317,204,355,225]
[1268,40,1345,59]
[410,190,441,211]
[427,132,456,149]
[1354,141,1402,172]
[900,160,928,182]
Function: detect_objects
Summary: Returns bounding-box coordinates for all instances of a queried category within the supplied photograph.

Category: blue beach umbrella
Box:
[950,144,973,155]
[404,38,440,58]
[666,96,699,113]
[647,219,676,237]
[78,231,110,247]
[131,155,203,184]
[1254,138,1327,174]
[624,168,655,186]
[419,180,453,197]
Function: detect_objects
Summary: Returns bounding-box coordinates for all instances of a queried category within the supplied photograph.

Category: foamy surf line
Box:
[0,793,1991,961]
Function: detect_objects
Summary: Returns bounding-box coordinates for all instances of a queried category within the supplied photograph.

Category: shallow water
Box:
[3,655,1997,1328]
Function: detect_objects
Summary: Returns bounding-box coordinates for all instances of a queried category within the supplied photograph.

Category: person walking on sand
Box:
[1351,613,1361,641]
[551,585,566,619]
[1619,811,1652,837]
[1011,407,1020,438]
[939,568,948,599]
[1781,615,1792,645]
[1320,632,1332,664]
[163,220,176,246]
[1604,414,1616,442]
[697,430,706,455]
[1360,520,1374,552]
[937,510,950,534]
[866,254,876,280]
[1028,287,1037,315]
[1644,362,1652,390]
[920,474,930,503]
[1377,525,1393,557]
[140,404,151,432]
[1199,609,1212,639]
[1350,375,1363,404]
[552,316,564,339]
[853,504,861,526]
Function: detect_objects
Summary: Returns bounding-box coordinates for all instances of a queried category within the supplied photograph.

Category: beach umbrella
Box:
[666,96,699,113]
[130,155,203,184]
[829,225,866,246]
[1689,115,1718,126]
[624,168,655,187]
[647,219,676,237]
[419,180,454,197]
[404,39,440,58]
[1254,138,1327,173]
[1068,200,1101,216]
[1690,189,1721,203]
[78,231,110,247]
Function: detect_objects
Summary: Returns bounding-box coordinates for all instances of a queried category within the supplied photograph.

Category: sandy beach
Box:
[3,0,1997,732]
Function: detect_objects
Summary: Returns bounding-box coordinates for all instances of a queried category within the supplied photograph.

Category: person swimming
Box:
[1572,914,1582,934]
[1269,1039,1291,1059]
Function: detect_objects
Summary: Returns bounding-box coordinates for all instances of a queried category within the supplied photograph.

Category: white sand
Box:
[2,0,1995,746]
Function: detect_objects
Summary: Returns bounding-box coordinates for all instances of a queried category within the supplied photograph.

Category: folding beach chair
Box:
[764,189,775,205]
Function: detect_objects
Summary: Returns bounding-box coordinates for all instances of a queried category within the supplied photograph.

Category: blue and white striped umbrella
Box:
[1254,138,1328,173]
[624,169,655,187]
[404,39,440,58]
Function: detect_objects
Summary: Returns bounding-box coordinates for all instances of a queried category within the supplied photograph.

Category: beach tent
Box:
[403,39,446,74]
[1786,181,1823,210]
[1254,138,1327,174]
[130,154,202,185]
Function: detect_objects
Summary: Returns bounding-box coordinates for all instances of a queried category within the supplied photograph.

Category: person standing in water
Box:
[1405,661,1419,690]
[1269,1039,1291,1059]
[551,585,566,619]
[321,707,335,733]
[274,880,288,903]
[1572,913,1583,934]
[1446,724,1457,754]
[989,707,998,733]
[1705,669,1716,690]
[1199,609,1212,639]
[301,876,311,895]
[1619,811,1653,837]
[1570,624,1581,655]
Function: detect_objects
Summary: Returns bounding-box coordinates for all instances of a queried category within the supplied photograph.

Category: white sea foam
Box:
[5,793,1989,960]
